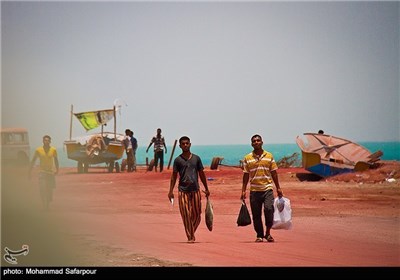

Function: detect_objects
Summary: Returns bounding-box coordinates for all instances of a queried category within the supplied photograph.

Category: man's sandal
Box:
[265,235,275,242]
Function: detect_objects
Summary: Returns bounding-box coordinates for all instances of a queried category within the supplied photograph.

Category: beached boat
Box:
[296,132,383,178]
[64,105,125,173]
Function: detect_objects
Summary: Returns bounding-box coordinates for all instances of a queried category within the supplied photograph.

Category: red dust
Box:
[2,161,399,267]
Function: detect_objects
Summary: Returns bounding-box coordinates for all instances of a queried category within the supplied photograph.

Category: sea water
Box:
[56,141,399,168]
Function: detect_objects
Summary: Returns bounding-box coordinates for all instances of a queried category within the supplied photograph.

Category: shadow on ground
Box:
[296,172,322,182]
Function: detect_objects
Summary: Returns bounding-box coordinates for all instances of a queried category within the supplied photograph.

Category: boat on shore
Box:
[64,104,125,173]
[296,132,383,178]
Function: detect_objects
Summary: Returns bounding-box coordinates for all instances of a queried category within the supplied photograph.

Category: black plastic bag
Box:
[237,200,252,226]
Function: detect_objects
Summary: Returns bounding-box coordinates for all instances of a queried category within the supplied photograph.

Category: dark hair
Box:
[179,136,190,143]
[251,134,262,142]
[318,130,324,134]
[43,135,51,141]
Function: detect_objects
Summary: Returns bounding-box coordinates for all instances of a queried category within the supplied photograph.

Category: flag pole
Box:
[69,104,73,140]
[113,105,117,140]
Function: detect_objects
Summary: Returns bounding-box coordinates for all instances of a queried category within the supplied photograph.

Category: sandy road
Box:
[2,165,399,269]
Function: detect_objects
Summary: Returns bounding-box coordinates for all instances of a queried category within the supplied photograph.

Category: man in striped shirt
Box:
[241,134,283,243]
[146,128,167,172]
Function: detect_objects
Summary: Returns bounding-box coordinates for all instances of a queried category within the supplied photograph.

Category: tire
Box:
[121,159,126,172]
[147,159,155,171]
[108,162,114,173]
[77,162,84,173]
[83,163,89,173]
[210,157,220,170]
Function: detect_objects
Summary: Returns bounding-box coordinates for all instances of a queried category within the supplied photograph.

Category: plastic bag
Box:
[272,197,292,230]
[237,200,252,226]
[205,197,213,231]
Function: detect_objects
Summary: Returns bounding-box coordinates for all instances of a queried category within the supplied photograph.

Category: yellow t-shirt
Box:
[242,150,278,192]
[34,146,58,174]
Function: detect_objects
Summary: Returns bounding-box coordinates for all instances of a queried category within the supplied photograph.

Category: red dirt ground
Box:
[2,161,399,268]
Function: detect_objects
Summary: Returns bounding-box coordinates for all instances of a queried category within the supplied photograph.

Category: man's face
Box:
[179,140,191,151]
[251,137,263,149]
[43,137,51,146]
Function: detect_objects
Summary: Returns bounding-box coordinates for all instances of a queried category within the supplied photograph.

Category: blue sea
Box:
[57,142,399,168]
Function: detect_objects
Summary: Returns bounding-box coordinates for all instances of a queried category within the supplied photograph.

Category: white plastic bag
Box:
[272,197,292,230]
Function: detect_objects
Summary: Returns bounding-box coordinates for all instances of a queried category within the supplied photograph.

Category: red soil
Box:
[2,161,399,268]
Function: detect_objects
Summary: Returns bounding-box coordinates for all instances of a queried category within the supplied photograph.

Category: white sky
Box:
[2,1,399,149]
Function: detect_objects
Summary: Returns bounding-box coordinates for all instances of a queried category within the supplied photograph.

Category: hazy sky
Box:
[2,1,399,149]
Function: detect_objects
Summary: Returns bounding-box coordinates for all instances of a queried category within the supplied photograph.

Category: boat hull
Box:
[64,141,124,164]
[64,133,125,172]
[296,133,381,178]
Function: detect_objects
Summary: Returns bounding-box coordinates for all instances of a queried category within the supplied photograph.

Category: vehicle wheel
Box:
[115,162,120,173]
[108,162,114,173]
[77,162,84,173]
[147,159,155,171]
[83,163,89,173]
[121,159,126,172]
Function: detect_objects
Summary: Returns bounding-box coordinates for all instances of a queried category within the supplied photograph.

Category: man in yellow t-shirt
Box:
[29,135,59,210]
[241,134,283,243]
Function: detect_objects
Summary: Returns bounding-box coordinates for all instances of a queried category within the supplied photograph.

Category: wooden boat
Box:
[296,132,383,178]
[64,105,125,173]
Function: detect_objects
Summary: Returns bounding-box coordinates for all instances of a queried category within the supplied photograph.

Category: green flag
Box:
[74,109,114,131]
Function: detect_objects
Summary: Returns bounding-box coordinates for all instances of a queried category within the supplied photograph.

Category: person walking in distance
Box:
[129,130,138,172]
[146,128,167,172]
[29,135,59,210]
[241,134,284,242]
[168,136,210,243]
[124,129,134,172]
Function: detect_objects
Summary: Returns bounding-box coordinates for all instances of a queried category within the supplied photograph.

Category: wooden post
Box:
[167,139,178,169]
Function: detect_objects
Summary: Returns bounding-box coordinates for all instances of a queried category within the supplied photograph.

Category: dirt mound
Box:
[327,160,400,183]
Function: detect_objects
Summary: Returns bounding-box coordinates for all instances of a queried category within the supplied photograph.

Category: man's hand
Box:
[168,191,174,202]
[277,187,283,198]
[202,189,210,198]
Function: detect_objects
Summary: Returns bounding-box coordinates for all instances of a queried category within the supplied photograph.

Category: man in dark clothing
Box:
[168,136,210,243]
[129,130,138,171]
